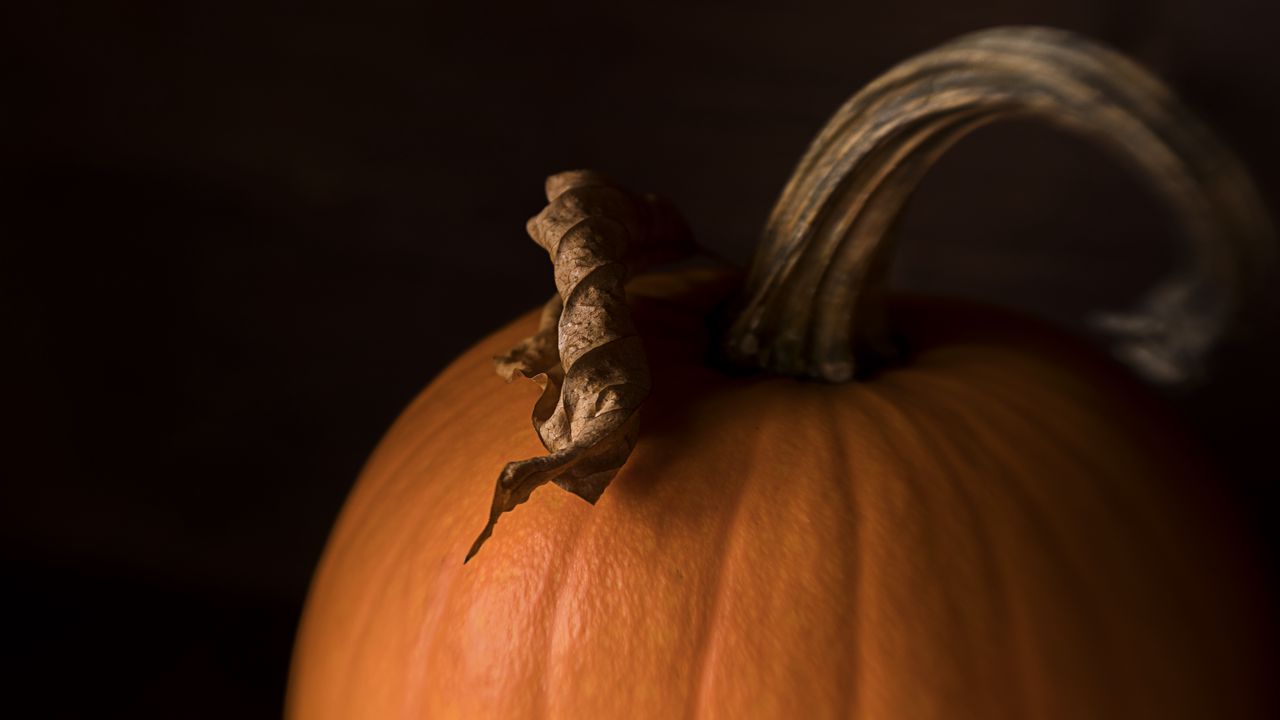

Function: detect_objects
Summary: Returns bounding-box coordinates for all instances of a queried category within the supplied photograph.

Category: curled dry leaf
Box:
[466,170,694,562]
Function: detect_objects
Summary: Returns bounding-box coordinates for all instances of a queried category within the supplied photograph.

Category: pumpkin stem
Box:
[723,26,1275,384]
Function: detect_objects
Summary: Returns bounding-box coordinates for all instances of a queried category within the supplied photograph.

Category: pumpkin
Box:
[288,28,1274,719]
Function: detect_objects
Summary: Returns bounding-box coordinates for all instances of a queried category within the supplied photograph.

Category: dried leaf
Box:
[493,294,562,383]
[466,170,692,562]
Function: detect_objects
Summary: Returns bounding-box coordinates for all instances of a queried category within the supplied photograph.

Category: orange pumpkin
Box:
[288,28,1274,719]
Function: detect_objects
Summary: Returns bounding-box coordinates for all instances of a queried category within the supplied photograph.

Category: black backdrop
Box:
[5,1,1278,716]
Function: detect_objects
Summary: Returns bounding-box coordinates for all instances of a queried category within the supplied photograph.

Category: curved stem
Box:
[724,26,1275,384]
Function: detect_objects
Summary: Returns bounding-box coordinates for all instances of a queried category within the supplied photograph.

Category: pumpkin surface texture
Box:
[289,27,1275,720]
[289,269,1268,719]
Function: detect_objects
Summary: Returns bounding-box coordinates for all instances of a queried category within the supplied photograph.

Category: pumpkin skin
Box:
[287,268,1270,719]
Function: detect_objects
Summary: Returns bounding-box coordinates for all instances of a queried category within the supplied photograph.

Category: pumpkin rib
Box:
[543,485,623,716]
[398,533,457,718]
[681,421,760,720]
[849,380,1004,713]
[359,384,494,717]
[944,377,1151,711]
[864,363,1118,712]
[815,391,862,717]
[398,412,511,716]
[712,395,861,719]
[863,388,961,707]
[871,380,1029,716]
[921,361,1152,707]
[978,364,1203,599]
[535,487,595,720]
[839,388,929,716]
[968,366,1170,581]
[327,406,477,717]
[682,385,786,718]
[900,365,1136,713]
[958,398,1116,653]
[922,412,1032,718]
[977,372,1171,580]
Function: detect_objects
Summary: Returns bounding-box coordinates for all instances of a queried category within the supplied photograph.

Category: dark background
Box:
[4,1,1277,716]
